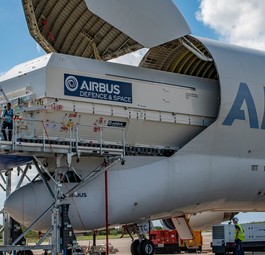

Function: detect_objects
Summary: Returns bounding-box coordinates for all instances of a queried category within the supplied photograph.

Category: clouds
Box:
[196,0,265,50]
[111,0,265,66]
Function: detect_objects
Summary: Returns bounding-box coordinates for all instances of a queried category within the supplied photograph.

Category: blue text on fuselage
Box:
[223,82,265,129]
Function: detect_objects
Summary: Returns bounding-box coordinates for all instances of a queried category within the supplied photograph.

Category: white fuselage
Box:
[3,35,265,231]
[4,153,265,231]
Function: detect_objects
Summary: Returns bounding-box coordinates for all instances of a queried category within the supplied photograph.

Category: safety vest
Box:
[234,223,245,241]
[2,108,13,123]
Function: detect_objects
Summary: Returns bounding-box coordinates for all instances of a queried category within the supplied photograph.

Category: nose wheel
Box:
[130,239,154,255]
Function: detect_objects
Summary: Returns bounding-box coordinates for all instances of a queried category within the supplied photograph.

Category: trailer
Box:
[212,223,265,254]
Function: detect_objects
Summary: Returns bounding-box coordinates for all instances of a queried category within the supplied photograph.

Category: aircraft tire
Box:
[130,239,140,255]
[137,239,155,255]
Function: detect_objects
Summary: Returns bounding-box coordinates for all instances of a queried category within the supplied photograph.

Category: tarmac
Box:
[26,231,265,255]
[77,231,265,255]
[78,232,211,255]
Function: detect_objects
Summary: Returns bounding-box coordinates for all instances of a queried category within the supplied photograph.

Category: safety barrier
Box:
[0,118,126,157]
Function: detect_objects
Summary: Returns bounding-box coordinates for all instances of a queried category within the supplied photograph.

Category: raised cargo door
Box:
[84,0,191,48]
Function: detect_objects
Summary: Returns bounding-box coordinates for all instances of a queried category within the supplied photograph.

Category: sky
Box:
[1,0,265,224]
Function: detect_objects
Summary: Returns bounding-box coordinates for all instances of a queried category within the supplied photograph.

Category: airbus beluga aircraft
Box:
[1,0,265,254]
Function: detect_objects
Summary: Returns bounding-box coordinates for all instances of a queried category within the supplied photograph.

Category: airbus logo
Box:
[223,83,265,129]
[64,73,133,104]
[65,76,79,91]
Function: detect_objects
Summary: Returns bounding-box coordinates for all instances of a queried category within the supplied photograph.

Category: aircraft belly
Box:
[79,155,265,229]
[5,154,265,231]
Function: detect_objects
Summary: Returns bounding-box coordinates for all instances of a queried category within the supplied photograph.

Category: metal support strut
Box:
[51,154,64,255]
[3,169,12,245]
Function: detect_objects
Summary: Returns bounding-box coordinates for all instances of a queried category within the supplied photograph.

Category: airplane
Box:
[1,0,265,254]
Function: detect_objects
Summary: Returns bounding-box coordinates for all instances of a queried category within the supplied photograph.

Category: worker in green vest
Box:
[1,102,14,141]
[232,217,245,255]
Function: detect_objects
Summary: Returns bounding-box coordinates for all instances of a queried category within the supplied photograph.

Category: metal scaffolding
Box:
[0,119,126,255]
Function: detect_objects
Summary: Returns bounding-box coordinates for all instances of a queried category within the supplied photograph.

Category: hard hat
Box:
[232,217,239,223]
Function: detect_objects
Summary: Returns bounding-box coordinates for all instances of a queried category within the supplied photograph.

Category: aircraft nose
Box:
[4,183,37,227]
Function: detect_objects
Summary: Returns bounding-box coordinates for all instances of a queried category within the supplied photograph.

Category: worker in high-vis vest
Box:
[233,217,245,255]
[1,102,14,141]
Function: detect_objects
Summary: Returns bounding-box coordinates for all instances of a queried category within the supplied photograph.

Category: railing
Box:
[0,118,126,157]
[0,118,177,157]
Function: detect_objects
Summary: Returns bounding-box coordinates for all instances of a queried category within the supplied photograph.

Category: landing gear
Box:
[137,240,155,255]
[123,222,155,255]
[130,239,155,255]
[130,239,140,255]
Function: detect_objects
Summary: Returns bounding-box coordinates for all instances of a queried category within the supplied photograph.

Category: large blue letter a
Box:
[222,83,259,129]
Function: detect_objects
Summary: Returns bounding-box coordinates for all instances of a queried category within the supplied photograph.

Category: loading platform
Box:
[0,118,177,159]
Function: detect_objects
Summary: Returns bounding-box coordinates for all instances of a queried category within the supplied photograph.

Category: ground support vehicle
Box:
[150,230,202,254]
[212,223,265,254]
